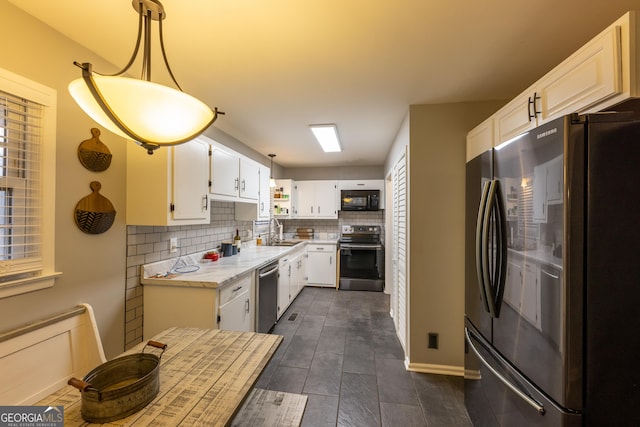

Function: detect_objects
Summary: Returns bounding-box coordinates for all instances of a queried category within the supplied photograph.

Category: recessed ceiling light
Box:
[309,124,342,152]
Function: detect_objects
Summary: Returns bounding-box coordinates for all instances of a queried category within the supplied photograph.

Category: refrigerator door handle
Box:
[475,180,492,313]
[479,180,507,318]
[465,326,546,416]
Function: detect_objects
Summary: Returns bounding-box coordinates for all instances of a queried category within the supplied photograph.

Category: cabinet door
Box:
[466,117,494,162]
[537,25,621,121]
[494,90,538,145]
[218,290,251,331]
[307,250,336,286]
[172,139,209,220]
[258,165,271,219]
[211,147,240,197]
[314,181,338,218]
[239,157,260,200]
[277,261,291,319]
[295,181,315,217]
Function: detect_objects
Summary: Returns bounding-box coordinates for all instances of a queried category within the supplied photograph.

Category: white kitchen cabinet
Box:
[466,116,494,162]
[273,179,296,218]
[290,249,306,300]
[235,163,271,220]
[277,255,292,319]
[306,243,337,287]
[494,24,621,145]
[218,274,252,332]
[142,272,255,339]
[295,180,338,219]
[210,143,260,202]
[127,137,210,226]
[258,165,271,219]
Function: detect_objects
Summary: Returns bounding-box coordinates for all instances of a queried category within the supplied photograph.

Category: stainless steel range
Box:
[339,225,384,291]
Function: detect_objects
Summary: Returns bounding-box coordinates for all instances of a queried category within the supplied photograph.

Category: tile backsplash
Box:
[125,202,385,349]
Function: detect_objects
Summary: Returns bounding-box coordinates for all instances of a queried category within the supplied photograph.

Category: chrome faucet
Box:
[268,216,283,245]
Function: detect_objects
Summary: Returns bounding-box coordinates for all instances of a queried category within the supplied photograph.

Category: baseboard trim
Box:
[464,368,481,380]
[405,361,465,377]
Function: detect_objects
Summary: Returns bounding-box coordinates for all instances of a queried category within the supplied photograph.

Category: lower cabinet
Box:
[277,247,307,319]
[143,272,254,339]
[307,243,338,287]
[218,274,252,332]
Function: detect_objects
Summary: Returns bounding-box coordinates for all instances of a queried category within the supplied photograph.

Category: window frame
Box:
[0,67,59,299]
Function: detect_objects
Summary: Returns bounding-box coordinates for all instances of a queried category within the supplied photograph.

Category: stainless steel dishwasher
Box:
[257,260,279,333]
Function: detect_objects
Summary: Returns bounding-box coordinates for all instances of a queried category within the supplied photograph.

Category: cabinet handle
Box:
[311,206,314,214]
[203,194,208,210]
[527,92,541,121]
[235,178,239,191]
[242,180,246,191]
[232,286,242,292]
[330,256,332,265]
[318,206,321,214]
[245,299,250,313]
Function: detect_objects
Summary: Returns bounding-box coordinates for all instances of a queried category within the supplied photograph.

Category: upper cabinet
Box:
[469,11,640,161]
[127,138,210,226]
[495,25,621,145]
[257,165,271,219]
[210,142,260,202]
[295,180,338,219]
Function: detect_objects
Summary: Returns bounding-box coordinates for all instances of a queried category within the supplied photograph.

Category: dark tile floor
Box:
[255,287,472,427]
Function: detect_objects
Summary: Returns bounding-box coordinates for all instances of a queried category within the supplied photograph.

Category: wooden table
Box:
[38,327,282,426]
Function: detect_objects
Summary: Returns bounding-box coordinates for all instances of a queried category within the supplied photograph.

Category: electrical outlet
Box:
[170,237,178,253]
[428,332,439,349]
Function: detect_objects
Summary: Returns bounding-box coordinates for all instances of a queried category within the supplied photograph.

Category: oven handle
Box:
[339,244,383,250]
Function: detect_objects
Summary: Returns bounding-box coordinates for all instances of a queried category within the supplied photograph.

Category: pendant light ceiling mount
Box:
[69,0,223,155]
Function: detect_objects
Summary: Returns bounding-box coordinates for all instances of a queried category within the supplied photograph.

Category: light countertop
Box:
[141,239,338,289]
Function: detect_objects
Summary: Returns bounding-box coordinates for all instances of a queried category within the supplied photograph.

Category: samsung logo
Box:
[537,128,558,139]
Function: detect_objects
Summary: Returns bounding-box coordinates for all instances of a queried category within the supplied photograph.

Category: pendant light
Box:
[268,154,277,188]
[68,0,222,154]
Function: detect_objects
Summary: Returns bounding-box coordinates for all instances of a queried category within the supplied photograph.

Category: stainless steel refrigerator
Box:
[465,112,640,426]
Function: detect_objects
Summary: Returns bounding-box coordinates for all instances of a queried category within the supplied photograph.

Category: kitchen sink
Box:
[267,240,303,247]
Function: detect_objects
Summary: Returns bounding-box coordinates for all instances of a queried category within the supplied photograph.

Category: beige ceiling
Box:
[9,0,640,167]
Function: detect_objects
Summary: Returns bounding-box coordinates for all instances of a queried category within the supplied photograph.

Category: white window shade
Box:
[0,91,43,276]
[0,67,59,298]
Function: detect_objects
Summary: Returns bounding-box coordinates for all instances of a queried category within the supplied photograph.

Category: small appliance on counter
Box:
[339,225,384,291]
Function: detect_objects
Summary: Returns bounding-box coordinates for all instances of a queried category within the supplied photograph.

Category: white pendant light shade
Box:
[69,0,222,154]
[69,75,214,144]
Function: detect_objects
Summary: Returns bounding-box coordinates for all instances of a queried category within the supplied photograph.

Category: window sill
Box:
[0,272,63,299]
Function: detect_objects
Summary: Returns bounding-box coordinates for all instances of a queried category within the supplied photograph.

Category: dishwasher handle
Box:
[259,264,279,278]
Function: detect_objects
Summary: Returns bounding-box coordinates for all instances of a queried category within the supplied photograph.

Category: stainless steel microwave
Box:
[340,189,380,211]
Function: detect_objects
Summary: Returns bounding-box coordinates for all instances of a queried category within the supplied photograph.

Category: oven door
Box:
[339,243,384,291]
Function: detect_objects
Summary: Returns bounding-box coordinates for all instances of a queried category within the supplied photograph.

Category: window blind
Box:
[0,90,43,278]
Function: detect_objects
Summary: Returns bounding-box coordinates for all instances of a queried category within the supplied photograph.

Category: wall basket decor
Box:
[78,128,112,172]
[75,181,116,234]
